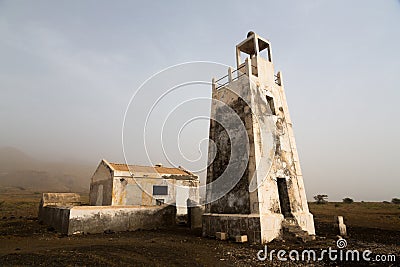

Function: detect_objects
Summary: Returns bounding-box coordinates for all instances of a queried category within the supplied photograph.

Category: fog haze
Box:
[1,0,399,201]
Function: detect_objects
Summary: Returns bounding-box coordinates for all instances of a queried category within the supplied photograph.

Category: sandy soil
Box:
[0,191,398,266]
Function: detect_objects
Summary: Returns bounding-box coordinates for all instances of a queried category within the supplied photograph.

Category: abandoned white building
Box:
[89,159,200,214]
[203,32,315,243]
[38,160,200,234]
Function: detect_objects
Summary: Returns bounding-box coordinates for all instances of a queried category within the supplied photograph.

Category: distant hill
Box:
[0,147,93,192]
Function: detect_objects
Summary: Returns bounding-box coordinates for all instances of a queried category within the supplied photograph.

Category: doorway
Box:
[277,178,292,217]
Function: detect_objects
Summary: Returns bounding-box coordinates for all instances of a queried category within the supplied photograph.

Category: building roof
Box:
[106,161,195,177]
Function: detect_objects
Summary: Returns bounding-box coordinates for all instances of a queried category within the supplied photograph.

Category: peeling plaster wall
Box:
[112,176,175,206]
[207,86,251,214]
[204,47,315,242]
[89,161,113,206]
[68,205,176,235]
[111,174,199,211]
[39,205,176,235]
[89,162,199,214]
[253,57,314,234]
[207,56,314,220]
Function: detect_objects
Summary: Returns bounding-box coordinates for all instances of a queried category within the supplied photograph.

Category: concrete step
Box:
[281,218,315,243]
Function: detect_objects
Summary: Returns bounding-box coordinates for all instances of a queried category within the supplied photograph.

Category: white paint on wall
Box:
[96,185,103,206]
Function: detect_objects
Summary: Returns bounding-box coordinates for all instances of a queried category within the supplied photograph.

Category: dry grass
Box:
[0,187,400,231]
[0,188,398,266]
[0,187,88,218]
[1,186,399,231]
[309,202,400,231]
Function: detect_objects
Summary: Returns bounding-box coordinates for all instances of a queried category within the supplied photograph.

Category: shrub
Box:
[391,198,400,204]
[313,194,328,204]
[343,197,354,204]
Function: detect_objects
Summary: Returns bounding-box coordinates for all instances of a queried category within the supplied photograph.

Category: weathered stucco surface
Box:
[89,160,113,206]
[89,160,199,214]
[38,193,81,230]
[39,204,176,235]
[39,160,198,235]
[68,205,176,235]
[203,33,315,243]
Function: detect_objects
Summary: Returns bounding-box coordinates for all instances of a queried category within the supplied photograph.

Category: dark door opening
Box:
[277,178,292,218]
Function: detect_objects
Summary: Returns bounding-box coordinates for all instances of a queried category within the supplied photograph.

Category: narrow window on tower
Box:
[266,95,276,115]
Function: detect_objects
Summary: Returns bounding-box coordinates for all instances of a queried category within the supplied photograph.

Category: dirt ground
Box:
[0,189,399,266]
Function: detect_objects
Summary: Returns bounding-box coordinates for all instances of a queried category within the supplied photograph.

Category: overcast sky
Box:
[1,0,399,201]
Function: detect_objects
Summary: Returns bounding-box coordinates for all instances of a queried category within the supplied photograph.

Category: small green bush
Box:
[343,197,354,204]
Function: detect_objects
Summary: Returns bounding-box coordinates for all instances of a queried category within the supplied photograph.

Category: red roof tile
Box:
[108,162,192,176]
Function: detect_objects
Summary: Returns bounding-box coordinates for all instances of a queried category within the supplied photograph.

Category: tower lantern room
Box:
[236,31,272,65]
[235,32,274,80]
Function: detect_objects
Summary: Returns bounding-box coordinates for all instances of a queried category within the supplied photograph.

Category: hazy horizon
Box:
[1,1,399,201]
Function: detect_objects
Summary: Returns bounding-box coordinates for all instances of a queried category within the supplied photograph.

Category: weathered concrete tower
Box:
[202,32,315,243]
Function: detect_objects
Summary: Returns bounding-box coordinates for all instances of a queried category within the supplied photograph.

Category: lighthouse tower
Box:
[202,32,315,243]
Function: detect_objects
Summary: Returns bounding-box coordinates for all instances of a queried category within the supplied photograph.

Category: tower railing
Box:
[213,57,282,90]
[214,64,246,90]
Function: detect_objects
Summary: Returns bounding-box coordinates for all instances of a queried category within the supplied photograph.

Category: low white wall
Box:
[39,204,176,235]
[68,205,176,235]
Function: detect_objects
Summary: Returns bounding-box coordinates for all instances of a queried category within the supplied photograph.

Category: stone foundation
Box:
[202,212,314,243]
[202,213,262,243]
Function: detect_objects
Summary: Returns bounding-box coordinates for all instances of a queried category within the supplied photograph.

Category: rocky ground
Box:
[0,191,399,266]
[0,216,398,266]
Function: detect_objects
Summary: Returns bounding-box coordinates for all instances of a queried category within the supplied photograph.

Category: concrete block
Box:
[235,235,248,243]
[337,216,347,236]
[216,232,228,240]
[40,193,81,207]
[38,193,81,224]
[188,205,205,229]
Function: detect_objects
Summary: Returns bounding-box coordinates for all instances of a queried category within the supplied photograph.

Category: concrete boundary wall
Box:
[39,206,71,233]
[39,205,176,235]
